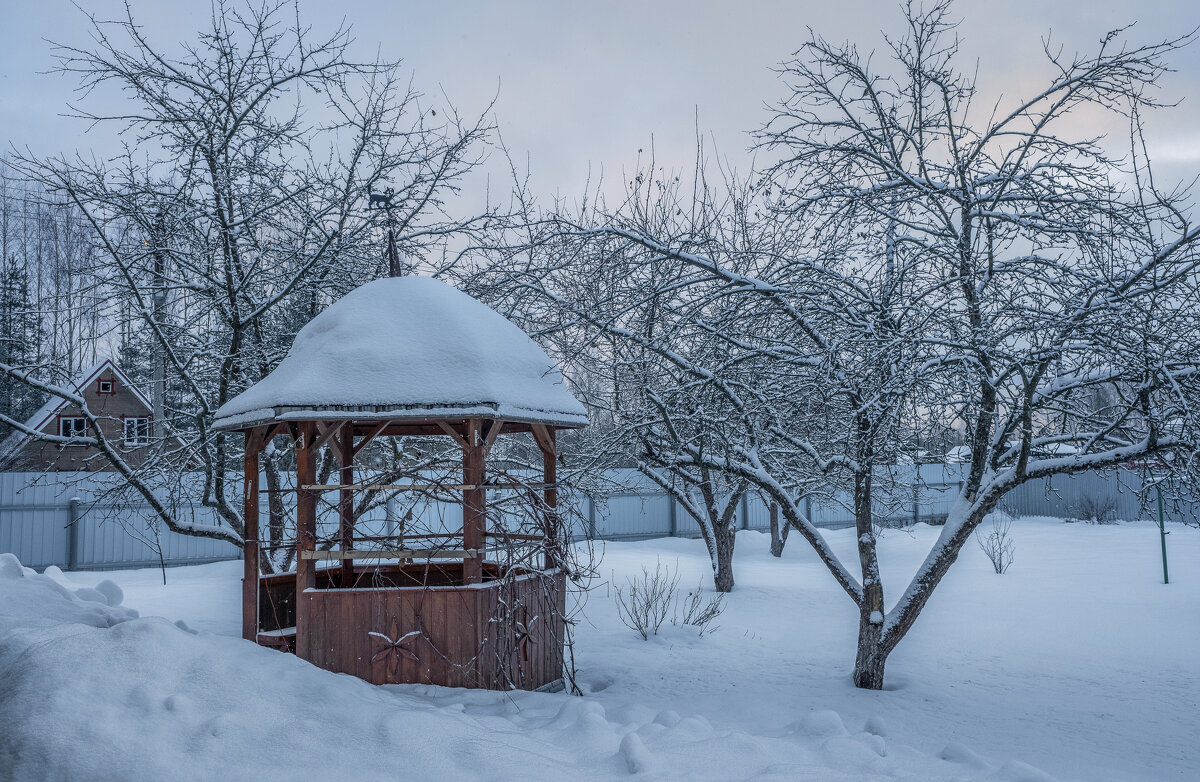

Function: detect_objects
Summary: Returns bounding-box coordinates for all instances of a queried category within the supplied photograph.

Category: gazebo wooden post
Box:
[462,418,485,584]
[533,426,559,570]
[242,427,263,642]
[296,421,318,601]
[337,423,355,587]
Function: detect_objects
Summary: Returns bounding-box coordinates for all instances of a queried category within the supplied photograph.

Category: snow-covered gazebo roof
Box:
[212,276,587,431]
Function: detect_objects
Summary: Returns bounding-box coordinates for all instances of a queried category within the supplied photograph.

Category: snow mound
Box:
[212,276,587,429]
[618,732,655,774]
[94,579,124,607]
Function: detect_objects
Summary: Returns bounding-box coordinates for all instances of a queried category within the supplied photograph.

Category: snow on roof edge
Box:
[211,402,589,432]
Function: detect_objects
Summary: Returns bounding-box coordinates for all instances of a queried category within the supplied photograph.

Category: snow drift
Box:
[0,549,1070,781]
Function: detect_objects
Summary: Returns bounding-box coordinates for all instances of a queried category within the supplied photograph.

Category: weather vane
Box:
[368,186,396,211]
[368,185,403,277]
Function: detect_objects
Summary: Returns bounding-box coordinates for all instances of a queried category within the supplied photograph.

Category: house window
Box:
[124,417,150,446]
[60,417,87,441]
[97,379,114,395]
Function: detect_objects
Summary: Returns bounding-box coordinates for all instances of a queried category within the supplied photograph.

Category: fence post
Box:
[1156,483,1170,585]
[587,495,597,540]
[740,492,750,530]
[67,497,82,570]
[912,481,920,526]
[668,494,677,537]
[804,495,813,526]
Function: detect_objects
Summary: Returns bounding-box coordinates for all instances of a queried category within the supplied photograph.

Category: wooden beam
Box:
[312,421,343,453]
[462,418,485,584]
[531,424,555,457]
[242,428,262,642]
[295,421,317,596]
[540,428,558,571]
[338,423,355,586]
[436,420,470,450]
[301,483,485,491]
[244,426,265,457]
[480,422,504,458]
[299,549,478,561]
[288,482,557,492]
[352,419,392,458]
[260,422,287,445]
[353,532,463,541]
[485,531,546,542]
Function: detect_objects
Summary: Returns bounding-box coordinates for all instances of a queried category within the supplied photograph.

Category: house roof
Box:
[212,276,588,431]
[945,445,972,463]
[0,359,152,465]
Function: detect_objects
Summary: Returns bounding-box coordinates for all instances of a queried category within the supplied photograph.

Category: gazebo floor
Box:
[254,563,565,691]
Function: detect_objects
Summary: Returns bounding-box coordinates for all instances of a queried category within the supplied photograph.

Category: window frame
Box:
[123,416,150,447]
[96,379,114,395]
[59,416,87,443]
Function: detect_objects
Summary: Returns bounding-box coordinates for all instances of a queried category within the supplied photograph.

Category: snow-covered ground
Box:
[2,518,1197,781]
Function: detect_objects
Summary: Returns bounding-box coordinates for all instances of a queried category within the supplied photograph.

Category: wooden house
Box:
[0,359,156,472]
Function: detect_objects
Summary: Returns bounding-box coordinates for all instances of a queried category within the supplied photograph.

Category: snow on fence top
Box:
[212,276,587,430]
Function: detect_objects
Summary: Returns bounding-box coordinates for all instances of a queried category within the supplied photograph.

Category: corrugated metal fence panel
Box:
[672,499,703,536]
[0,473,71,570]
[596,493,673,538]
[1003,470,1196,523]
[73,503,240,569]
[745,495,771,529]
[810,491,855,529]
[0,472,241,570]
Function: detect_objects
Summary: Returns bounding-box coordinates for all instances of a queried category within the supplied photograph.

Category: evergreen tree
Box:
[0,256,44,439]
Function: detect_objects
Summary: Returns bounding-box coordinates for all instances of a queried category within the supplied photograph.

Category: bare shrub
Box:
[674,581,725,636]
[1074,495,1119,524]
[977,513,1016,574]
[614,561,680,640]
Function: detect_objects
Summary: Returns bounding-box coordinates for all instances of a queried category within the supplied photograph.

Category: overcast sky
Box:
[4,1,1200,199]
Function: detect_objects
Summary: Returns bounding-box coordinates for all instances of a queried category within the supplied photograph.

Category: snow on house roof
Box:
[0,359,152,466]
[212,276,588,431]
[944,445,972,463]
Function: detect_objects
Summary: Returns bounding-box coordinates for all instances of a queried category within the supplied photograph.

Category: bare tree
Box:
[640,462,746,593]
[767,501,789,557]
[1,1,496,557]
[520,1,1200,689]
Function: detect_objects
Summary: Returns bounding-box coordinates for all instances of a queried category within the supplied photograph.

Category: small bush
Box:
[1073,495,1118,524]
[614,562,726,639]
[614,561,680,640]
[675,581,724,636]
[977,512,1015,574]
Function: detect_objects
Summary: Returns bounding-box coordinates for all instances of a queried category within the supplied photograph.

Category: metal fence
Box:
[0,472,241,571]
[585,465,967,539]
[0,466,1193,571]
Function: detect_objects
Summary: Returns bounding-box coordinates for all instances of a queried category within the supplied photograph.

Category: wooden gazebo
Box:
[213,276,587,691]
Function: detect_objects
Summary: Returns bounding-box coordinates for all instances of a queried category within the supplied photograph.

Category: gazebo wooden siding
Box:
[296,570,566,689]
[238,415,571,691]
